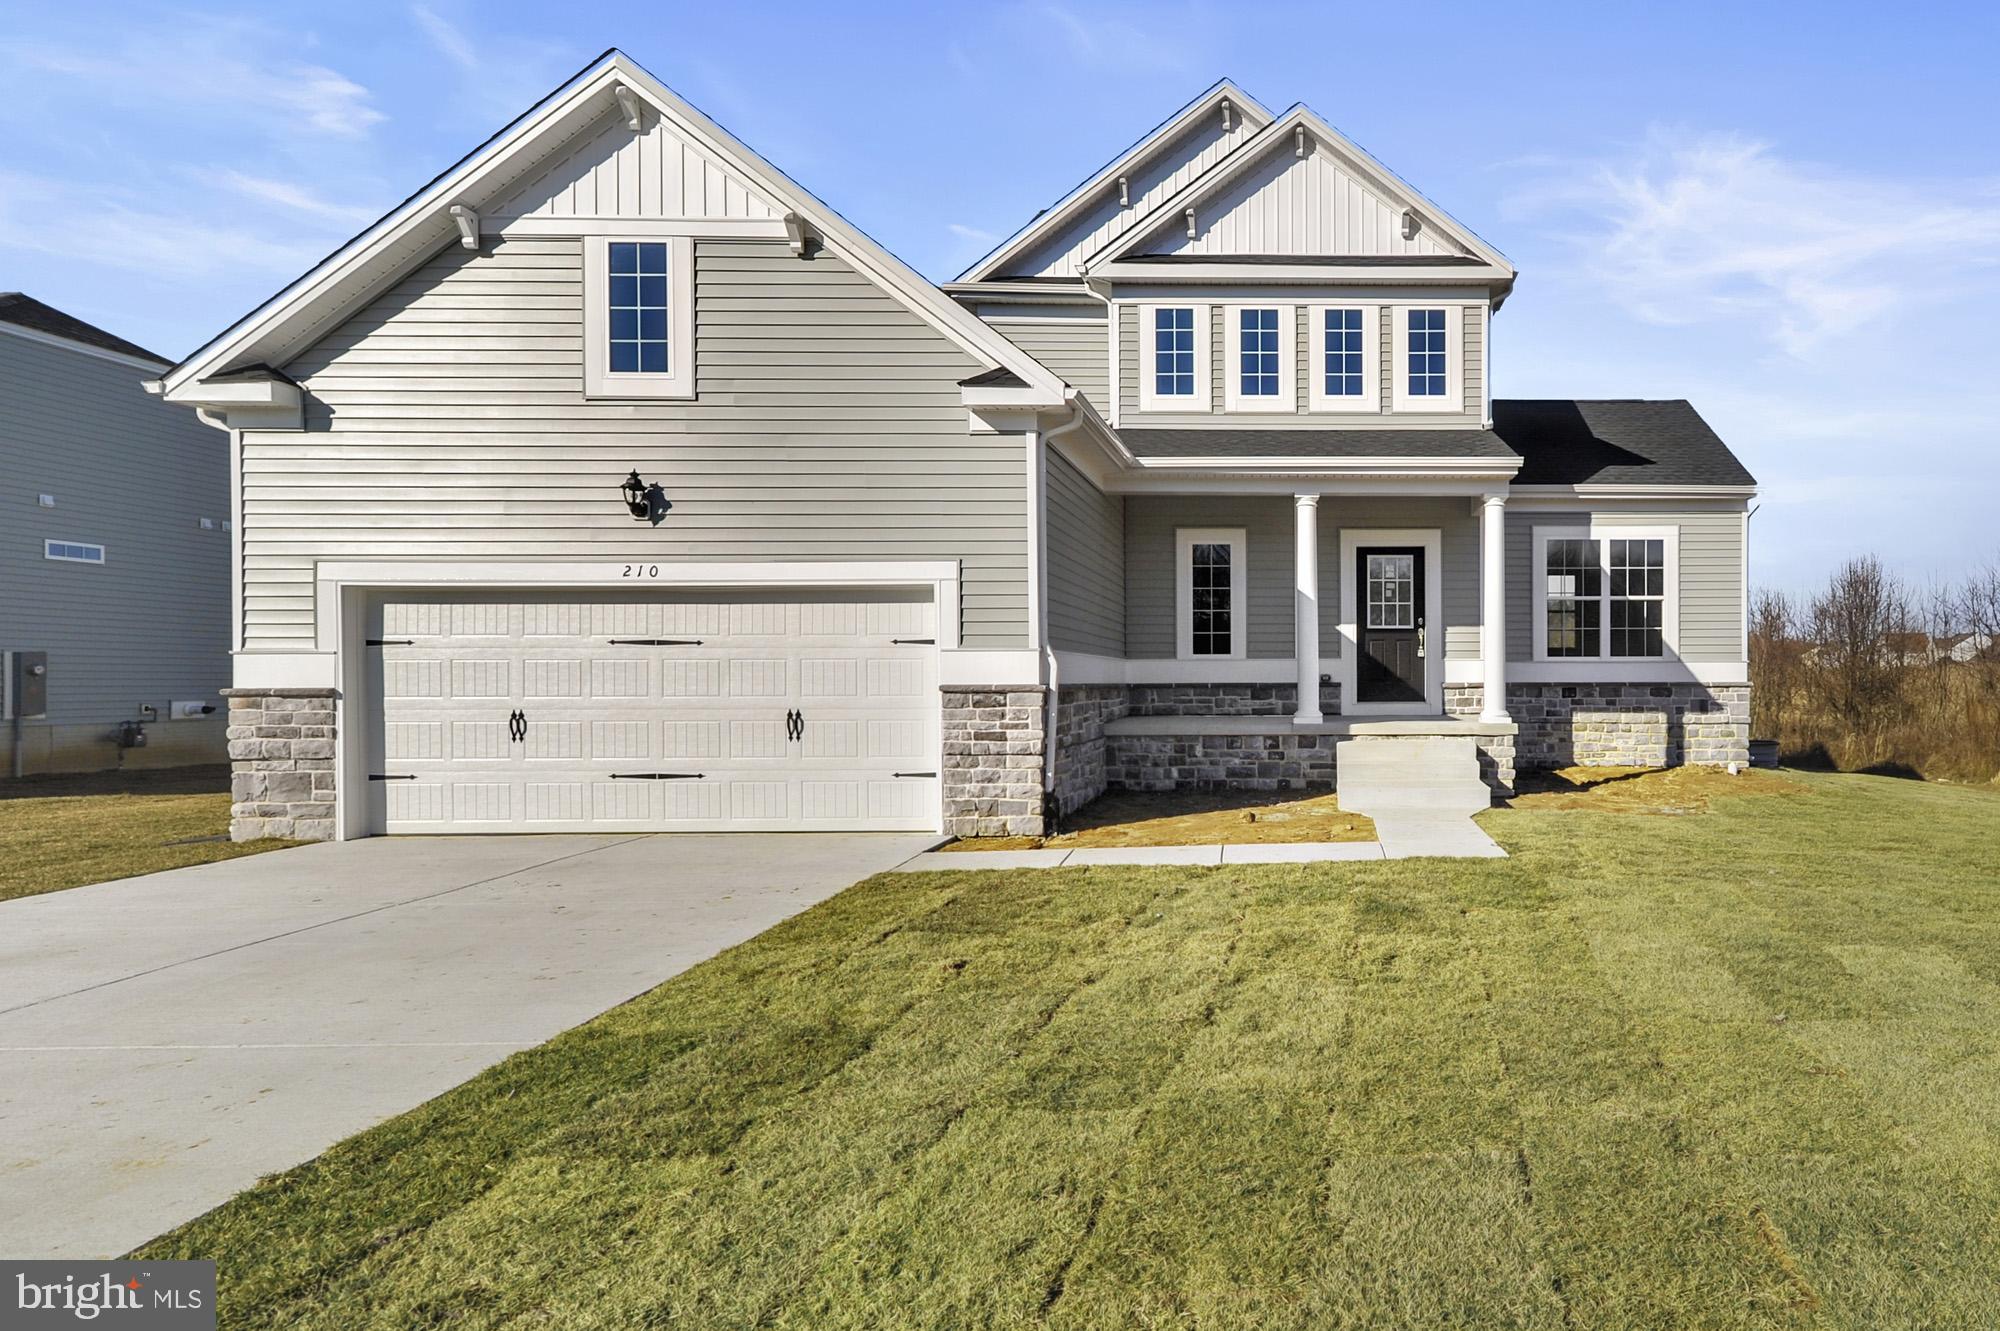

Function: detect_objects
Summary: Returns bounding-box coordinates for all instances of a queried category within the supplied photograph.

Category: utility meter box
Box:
[8,652,49,720]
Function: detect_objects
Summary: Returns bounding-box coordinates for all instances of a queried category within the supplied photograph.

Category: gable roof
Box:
[1492,400,1756,487]
[1083,103,1513,276]
[0,292,166,365]
[955,79,1274,284]
[161,50,1062,404]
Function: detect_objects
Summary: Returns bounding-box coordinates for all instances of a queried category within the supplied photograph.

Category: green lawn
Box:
[0,766,299,902]
[143,771,2000,1329]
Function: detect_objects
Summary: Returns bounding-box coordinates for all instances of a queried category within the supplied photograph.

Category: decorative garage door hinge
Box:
[366,638,415,646]
[609,772,706,780]
[892,771,938,778]
[369,774,417,781]
[607,638,703,646]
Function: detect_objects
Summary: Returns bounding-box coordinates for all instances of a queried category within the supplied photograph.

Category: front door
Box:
[1356,547,1425,705]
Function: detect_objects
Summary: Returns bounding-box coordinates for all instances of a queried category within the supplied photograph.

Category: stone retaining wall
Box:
[1105,731,1338,793]
[1052,686,1129,818]
[1450,682,1751,769]
[941,686,1047,837]
[225,687,338,842]
[1126,682,1342,717]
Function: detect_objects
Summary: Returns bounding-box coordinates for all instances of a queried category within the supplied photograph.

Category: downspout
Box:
[1040,398,1089,827]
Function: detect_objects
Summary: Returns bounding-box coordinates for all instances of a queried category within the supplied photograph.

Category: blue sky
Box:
[4,0,1996,592]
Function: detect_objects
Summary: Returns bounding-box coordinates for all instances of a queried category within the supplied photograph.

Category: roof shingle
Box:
[0,293,166,364]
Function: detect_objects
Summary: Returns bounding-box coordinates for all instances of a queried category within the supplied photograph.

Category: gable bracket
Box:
[1220,98,1233,131]
[1402,209,1421,241]
[1117,175,1129,207]
[447,204,480,251]
[782,211,816,257]
[612,82,644,132]
[1295,125,1307,157]
[1185,207,1196,240]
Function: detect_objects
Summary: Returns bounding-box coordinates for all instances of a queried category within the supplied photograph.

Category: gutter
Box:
[1038,398,1091,824]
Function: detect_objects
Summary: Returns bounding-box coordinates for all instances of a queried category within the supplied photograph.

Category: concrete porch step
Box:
[1335,736,1491,817]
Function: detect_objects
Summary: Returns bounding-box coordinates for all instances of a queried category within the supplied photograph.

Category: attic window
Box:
[583,237,694,399]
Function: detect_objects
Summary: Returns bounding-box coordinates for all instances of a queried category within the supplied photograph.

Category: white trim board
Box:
[1052,652,1748,689]
[1337,527,1444,716]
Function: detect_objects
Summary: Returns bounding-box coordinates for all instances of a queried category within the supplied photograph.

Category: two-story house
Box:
[3,293,231,775]
[155,52,1754,842]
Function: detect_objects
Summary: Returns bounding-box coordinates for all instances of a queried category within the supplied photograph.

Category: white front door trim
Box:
[1337,527,1444,716]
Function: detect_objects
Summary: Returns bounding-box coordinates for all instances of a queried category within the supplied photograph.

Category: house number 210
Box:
[621,564,661,579]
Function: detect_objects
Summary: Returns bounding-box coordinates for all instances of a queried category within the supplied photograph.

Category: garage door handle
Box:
[369,774,416,781]
[366,639,414,647]
[786,709,804,742]
[610,772,705,780]
[508,710,526,742]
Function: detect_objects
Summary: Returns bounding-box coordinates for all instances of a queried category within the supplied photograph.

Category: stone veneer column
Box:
[940,685,1047,837]
[224,687,338,842]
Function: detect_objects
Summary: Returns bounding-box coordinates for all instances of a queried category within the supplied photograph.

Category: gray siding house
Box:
[2,295,230,775]
[158,53,1753,842]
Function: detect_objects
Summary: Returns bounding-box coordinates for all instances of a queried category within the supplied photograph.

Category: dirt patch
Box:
[1506,764,1805,815]
[940,788,1375,852]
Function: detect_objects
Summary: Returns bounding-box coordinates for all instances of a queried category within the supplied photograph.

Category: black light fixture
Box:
[620,470,651,521]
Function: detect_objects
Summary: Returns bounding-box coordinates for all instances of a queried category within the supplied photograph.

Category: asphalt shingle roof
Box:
[1119,400,1755,488]
[0,293,166,364]
[1491,399,1755,487]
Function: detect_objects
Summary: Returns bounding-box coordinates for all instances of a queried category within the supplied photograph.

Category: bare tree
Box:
[1805,556,1910,732]
[1749,588,1799,739]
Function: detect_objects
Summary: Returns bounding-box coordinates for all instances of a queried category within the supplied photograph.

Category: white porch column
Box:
[1479,491,1512,722]
[1293,493,1323,724]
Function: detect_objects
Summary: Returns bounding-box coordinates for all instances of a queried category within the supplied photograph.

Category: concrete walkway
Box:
[0,832,934,1259]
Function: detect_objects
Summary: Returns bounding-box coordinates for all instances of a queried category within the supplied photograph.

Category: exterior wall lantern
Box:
[621,470,651,521]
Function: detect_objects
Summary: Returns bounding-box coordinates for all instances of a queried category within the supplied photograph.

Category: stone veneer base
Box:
[224,687,338,842]
[1449,682,1751,770]
[941,686,1048,837]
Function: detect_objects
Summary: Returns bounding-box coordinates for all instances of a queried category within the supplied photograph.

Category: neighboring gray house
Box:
[157,53,1753,842]
[2,294,230,775]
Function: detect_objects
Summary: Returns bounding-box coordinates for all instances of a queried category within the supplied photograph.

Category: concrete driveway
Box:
[0,832,934,1259]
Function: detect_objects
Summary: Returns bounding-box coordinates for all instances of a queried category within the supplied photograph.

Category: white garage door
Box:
[365,588,939,833]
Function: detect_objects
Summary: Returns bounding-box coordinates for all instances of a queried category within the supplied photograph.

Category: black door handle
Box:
[508,710,526,742]
[786,709,804,742]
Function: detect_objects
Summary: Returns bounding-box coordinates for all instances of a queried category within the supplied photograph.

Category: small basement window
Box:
[45,540,106,564]
[583,236,694,398]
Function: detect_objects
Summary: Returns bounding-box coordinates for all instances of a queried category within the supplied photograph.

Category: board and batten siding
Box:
[1123,496,1480,662]
[0,331,230,724]
[246,236,1028,649]
[1044,446,1124,655]
[1137,145,1454,258]
[1117,301,1485,425]
[1505,509,1745,662]
[1004,114,1256,279]
[984,308,1109,410]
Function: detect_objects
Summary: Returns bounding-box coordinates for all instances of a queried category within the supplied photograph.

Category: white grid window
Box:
[1366,554,1415,629]
[1323,308,1365,397]
[44,540,105,564]
[1534,529,1678,661]
[1176,527,1247,660]
[606,242,670,374]
[1153,307,1197,398]
[1407,308,1447,397]
[1238,308,1281,397]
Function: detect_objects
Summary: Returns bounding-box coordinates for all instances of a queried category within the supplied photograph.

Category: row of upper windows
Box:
[1137,304,1468,415]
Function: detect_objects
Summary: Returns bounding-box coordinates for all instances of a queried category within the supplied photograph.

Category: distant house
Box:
[1882,631,1997,665]
[1,294,229,776]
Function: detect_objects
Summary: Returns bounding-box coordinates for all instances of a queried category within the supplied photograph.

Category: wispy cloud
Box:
[411,2,480,72]
[1506,130,2000,356]
[208,171,381,227]
[948,223,999,244]
[1,28,384,137]
[1014,2,1196,73]
[0,172,326,278]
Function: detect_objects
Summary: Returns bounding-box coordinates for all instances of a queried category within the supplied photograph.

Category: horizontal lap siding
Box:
[1123,496,1477,660]
[253,237,1026,648]
[1505,509,1745,661]
[1045,448,1124,655]
[0,334,229,721]
[987,314,1108,410]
